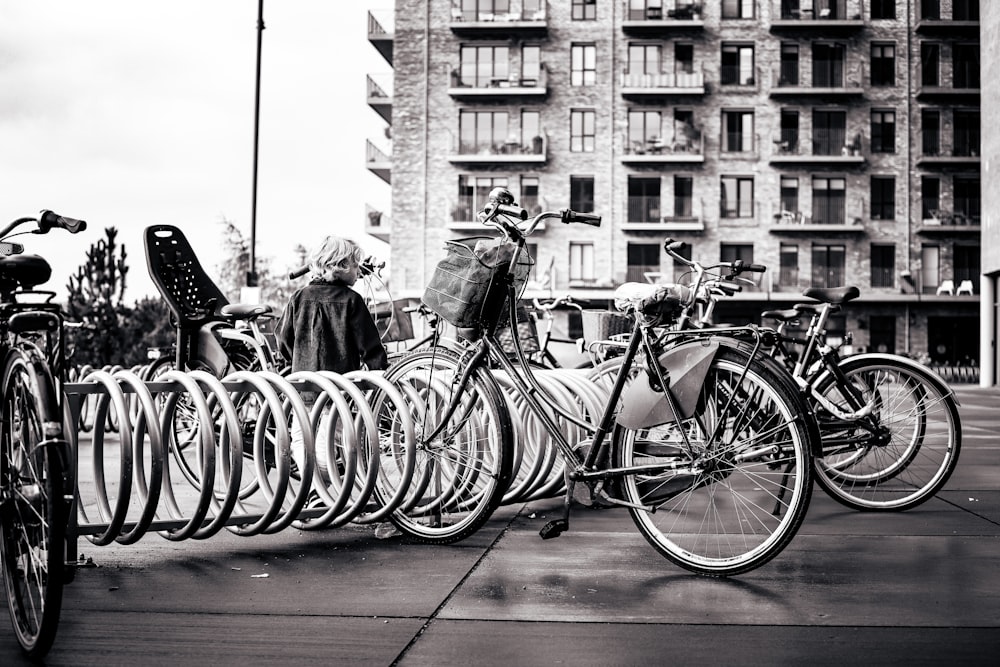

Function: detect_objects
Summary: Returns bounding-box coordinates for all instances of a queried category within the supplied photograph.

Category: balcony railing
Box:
[620,68,705,95]
[449,1,548,25]
[621,1,705,24]
[449,64,548,95]
[622,131,704,162]
[769,66,863,95]
[365,204,390,243]
[366,74,392,122]
[366,10,393,65]
[366,139,391,183]
[447,133,548,163]
[770,0,865,23]
[625,196,704,228]
[769,131,866,163]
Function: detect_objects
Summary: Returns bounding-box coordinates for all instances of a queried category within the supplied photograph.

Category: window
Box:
[954,245,981,290]
[812,109,846,155]
[456,175,508,221]
[721,110,754,153]
[955,177,981,222]
[954,110,980,157]
[869,316,896,354]
[871,109,896,154]
[722,0,754,19]
[812,177,846,224]
[572,0,597,21]
[779,109,799,153]
[521,110,541,152]
[457,0,512,22]
[459,110,508,154]
[779,243,799,289]
[779,43,799,86]
[628,176,661,222]
[812,244,846,288]
[780,176,799,215]
[570,176,595,213]
[921,176,940,221]
[920,244,940,293]
[720,243,754,267]
[570,109,596,152]
[720,176,754,218]
[674,175,693,218]
[871,0,896,19]
[569,242,595,281]
[459,45,509,87]
[721,44,754,85]
[628,43,661,75]
[628,110,663,148]
[520,176,539,214]
[922,109,941,156]
[871,245,895,289]
[920,43,940,86]
[954,44,980,89]
[871,176,895,220]
[521,45,541,82]
[954,0,980,21]
[627,243,660,282]
[871,44,895,86]
[675,43,694,74]
[920,0,940,21]
[813,43,846,87]
[571,44,597,86]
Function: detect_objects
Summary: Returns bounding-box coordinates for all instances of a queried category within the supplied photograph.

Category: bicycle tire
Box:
[811,356,961,511]
[379,348,514,544]
[614,346,813,576]
[0,349,68,658]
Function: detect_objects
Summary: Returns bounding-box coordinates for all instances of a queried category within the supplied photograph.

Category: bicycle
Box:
[0,210,87,658]
[373,188,816,575]
[658,240,961,512]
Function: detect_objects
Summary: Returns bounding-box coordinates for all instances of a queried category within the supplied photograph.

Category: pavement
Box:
[2,385,999,666]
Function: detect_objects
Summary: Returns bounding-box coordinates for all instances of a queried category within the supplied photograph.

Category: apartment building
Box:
[366,0,981,369]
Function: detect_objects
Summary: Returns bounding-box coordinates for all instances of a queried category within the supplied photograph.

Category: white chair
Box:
[936,279,955,296]
[957,280,975,296]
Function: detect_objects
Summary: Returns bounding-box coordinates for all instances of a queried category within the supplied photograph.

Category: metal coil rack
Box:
[65,363,616,547]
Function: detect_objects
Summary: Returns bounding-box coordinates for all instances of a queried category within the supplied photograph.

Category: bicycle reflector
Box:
[0,241,25,256]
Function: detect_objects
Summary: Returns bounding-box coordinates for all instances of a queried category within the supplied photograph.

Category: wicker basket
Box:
[581,310,634,342]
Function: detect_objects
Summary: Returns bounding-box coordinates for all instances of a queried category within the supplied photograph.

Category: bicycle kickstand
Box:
[539,475,577,540]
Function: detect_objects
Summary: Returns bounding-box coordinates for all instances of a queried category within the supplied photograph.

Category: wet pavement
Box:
[1,385,998,665]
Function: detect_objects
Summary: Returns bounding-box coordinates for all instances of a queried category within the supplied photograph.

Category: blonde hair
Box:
[309,236,363,281]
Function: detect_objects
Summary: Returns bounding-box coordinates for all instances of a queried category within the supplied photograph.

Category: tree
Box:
[214,217,299,308]
[65,227,130,368]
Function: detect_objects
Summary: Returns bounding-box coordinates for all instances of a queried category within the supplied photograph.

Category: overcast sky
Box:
[0,1,391,302]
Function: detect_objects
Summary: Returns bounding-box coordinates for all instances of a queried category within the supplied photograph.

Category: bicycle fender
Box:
[813,352,959,406]
[617,340,719,429]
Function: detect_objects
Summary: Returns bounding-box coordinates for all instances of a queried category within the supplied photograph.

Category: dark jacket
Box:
[277,279,388,374]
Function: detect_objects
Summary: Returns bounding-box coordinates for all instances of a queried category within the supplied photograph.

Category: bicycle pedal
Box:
[539,519,568,540]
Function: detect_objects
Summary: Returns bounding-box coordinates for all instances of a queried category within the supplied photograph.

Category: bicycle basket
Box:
[581,310,634,343]
[422,237,533,328]
[497,303,540,356]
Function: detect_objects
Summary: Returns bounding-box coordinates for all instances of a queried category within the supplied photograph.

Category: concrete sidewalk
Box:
[2,386,998,666]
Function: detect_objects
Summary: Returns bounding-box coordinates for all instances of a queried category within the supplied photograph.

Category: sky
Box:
[0,1,392,302]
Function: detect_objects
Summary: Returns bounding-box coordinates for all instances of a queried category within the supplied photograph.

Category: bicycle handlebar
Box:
[288,255,384,280]
[38,210,87,235]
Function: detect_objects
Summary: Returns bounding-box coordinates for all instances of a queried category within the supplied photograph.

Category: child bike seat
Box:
[144,225,230,326]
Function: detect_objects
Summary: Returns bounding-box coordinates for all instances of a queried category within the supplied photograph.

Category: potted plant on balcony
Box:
[368,209,382,227]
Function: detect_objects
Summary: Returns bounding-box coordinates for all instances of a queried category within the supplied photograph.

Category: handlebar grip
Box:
[39,210,87,234]
[496,203,528,221]
[746,263,767,273]
[289,266,310,280]
[561,209,602,226]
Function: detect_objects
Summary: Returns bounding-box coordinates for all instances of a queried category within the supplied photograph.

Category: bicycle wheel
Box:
[811,356,961,511]
[0,349,68,658]
[614,346,813,576]
[379,348,514,543]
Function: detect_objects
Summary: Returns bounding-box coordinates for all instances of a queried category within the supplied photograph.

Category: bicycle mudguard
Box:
[616,340,719,429]
[812,352,959,406]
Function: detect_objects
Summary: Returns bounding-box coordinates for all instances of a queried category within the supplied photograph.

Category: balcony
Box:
[916,146,981,169]
[621,1,705,33]
[448,64,548,99]
[623,196,705,232]
[620,68,706,97]
[770,0,865,31]
[769,132,866,167]
[366,140,391,184]
[917,83,981,102]
[621,132,704,164]
[365,204,390,243]
[366,74,392,123]
[449,1,548,36]
[916,8,980,35]
[917,210,981,235]
[769,67,863,98]
[447,134,547,164]
[768,205,866,233]
[366,10,393,65]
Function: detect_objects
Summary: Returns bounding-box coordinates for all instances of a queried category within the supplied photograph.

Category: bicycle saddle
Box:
[801,286,860,304]
[0,253,52,288]
[761,309,802,323]
[221,303,273,320]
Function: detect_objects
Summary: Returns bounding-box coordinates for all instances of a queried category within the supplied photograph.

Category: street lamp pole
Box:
[248,0,264,288]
